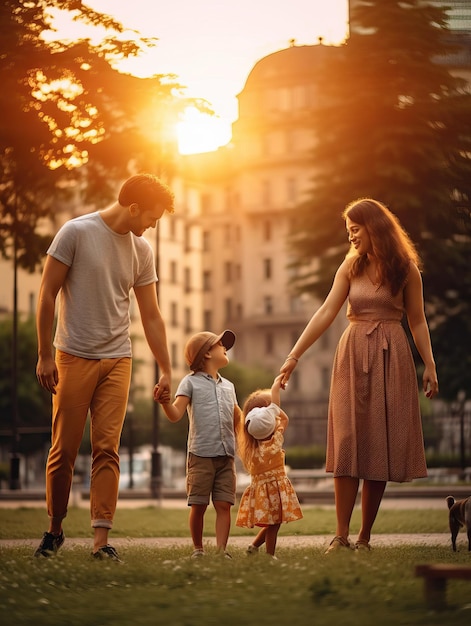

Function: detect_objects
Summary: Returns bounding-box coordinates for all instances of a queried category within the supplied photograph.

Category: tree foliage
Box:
[289,0,471,400]
[0,0,206,271]
[0,316,52,454]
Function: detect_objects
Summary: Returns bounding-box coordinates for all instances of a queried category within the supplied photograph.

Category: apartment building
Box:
[169,42,348,447]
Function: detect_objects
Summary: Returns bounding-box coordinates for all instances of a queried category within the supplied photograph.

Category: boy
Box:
[156,329,239,558]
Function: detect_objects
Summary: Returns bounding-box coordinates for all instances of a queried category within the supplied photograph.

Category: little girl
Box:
[236,374,303,558]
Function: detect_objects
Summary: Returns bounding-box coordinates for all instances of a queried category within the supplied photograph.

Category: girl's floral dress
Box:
[236,417,303,527]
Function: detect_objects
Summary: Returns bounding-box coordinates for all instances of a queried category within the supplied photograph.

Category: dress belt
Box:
[349,319,401,373]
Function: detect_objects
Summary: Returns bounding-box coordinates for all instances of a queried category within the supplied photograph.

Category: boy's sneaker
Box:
[34,531,65,557]
[247,544,259,555]
[191,548,205,559]
[92,545,122,562]
[216,549,232,559]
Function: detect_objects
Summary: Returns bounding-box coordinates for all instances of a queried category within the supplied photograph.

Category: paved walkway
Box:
[0,493,461,551]
[0,533,454,551]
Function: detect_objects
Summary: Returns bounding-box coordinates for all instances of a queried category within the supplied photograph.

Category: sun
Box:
[177,107,231,155]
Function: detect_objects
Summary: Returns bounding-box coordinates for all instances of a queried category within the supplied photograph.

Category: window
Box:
[264,296,273,315]
[169,260,177,284]
[225,261,232,283]
[202,230,210,252]
[184,267,191,293]
[265,332,274,355]
[263,258,272,280]
[203,271,211,292]
[168,217,176,240]
[184,307,192,333]
[224,224,231,245]
[203,310,212,330]
[184,225,190,252]
[170,302,178,327]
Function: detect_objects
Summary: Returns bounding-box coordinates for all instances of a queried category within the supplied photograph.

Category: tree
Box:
[289,0,471,401]
[0,0,204,271]
[0,316,52,454]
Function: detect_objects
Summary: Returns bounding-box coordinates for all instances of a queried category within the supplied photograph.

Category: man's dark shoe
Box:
[34,531,65,557]
[92,544,122,562]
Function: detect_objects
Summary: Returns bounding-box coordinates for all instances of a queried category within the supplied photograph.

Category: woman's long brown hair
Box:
[343,198,421,296]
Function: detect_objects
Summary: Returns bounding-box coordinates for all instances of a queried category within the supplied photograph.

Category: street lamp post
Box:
[151,220,162,501]
[9,192,21,489]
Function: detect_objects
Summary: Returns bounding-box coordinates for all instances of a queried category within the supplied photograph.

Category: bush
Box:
[0,462,9,487]
[285,445,326,469]
[425,451,468,469]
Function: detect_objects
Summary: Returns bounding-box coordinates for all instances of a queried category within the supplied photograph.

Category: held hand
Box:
[155,387,171,404]
[271,374,284,392]
[279,356,298,388]
[36,356,58,395]
[153,373,170,402]
[270,374,284,406]
[423,366,438,399]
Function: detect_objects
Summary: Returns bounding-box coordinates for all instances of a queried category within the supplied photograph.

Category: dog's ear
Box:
[446,495,455,510]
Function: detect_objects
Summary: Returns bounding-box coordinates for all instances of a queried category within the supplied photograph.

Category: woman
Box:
[280,198,438,552]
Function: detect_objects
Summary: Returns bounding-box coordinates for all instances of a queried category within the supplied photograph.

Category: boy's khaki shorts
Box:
[186,453,236,506]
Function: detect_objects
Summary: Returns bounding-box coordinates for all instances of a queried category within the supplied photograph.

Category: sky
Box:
[48,0,349,153]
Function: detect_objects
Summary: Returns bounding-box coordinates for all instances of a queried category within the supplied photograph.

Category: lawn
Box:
[0,504,453,539]
[1,506,470,625]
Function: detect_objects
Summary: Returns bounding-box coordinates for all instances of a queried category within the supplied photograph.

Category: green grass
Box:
[0,505,452,539]
[1,543,470,625]
[1,507,470,625]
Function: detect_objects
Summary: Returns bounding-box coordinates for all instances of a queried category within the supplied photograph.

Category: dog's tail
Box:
[446,495,455,509]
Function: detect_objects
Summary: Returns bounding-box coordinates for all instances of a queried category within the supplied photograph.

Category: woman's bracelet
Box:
[286,355,298,362]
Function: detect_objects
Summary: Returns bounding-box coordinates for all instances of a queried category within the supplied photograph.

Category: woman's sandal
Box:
[324,535,351,554]
[354,540,372,551]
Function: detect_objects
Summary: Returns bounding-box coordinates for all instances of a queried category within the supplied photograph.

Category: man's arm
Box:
[134,282,172,399]
[36,256,69,394]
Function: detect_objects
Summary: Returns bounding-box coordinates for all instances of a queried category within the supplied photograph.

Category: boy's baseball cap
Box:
[184,330,236,371]
[245,403,279,440]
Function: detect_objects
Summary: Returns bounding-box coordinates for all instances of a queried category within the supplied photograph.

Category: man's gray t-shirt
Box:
[47,211,157,359]
[176,372,237,458]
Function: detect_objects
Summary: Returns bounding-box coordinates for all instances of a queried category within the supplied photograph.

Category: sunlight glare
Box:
[177,107,231,155]
[42,0,349,155]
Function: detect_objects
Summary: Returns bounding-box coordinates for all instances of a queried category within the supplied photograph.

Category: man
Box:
[35,173,174,561]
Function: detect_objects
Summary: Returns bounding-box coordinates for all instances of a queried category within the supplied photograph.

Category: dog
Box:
[446,495,471,551]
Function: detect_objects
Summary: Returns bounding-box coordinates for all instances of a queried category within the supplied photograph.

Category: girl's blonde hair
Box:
[236,389,271,472]
[343,198,421,296]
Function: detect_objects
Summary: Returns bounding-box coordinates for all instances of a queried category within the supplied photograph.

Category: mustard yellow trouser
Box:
[46,350,132,529]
